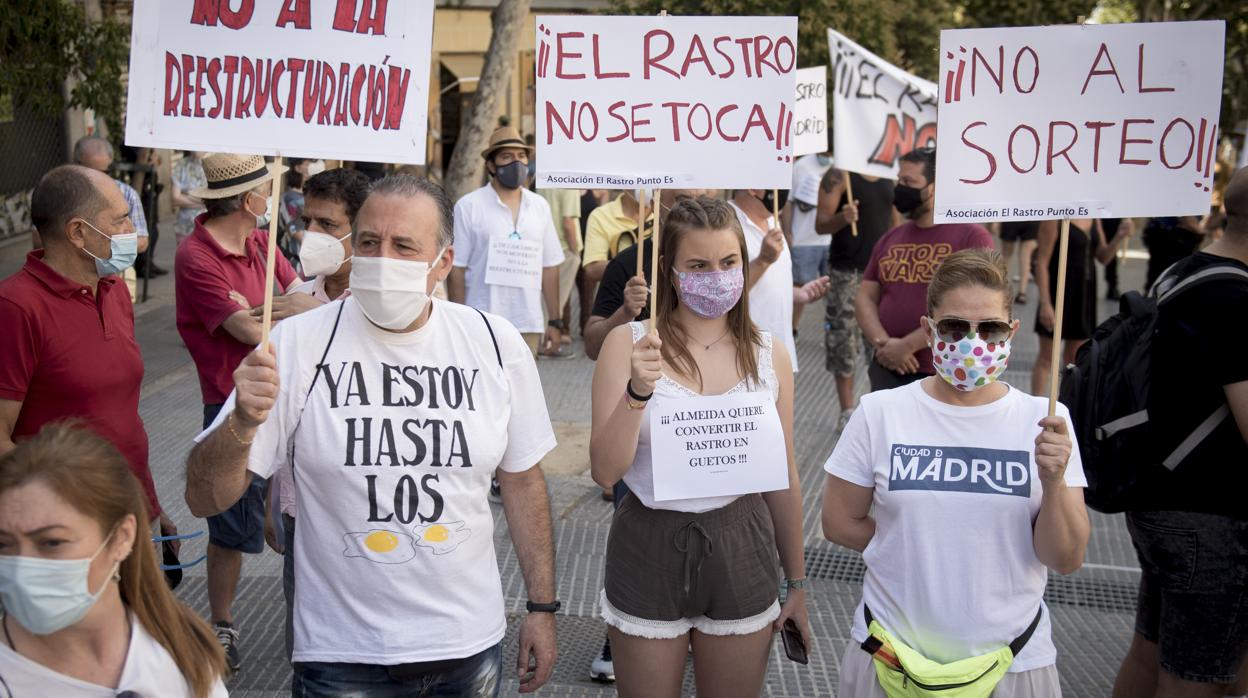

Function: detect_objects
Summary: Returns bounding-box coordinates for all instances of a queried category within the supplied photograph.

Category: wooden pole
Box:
[1047,218,1071,417]
[259,155,284,350]
[636,188,645,279]
[843,170,859,237]
[650,188,661,331]
[772,189,780,224]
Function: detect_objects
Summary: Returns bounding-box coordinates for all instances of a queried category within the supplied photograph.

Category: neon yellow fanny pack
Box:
[860,605,1043,698]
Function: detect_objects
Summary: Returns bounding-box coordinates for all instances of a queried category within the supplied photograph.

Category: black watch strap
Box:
[525,600,562,614]
[548,319,567,330]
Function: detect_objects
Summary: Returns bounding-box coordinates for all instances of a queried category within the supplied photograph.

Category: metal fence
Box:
[0,103,65,241]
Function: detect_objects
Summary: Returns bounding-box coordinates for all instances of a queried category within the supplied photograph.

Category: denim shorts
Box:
[1126,510,1248,683]
[791,245,829,285]
[294,644,502,697]
[203,403,268,554]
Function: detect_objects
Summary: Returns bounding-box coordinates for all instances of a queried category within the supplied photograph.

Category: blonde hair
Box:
[926,248,1013,316]
[0,423,227,697]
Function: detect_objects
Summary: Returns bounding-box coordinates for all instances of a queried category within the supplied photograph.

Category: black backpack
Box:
[1059,262,1248,513]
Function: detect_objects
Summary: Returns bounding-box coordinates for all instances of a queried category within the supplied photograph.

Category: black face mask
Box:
[893,184,925,217]
[756,190,776,212]
[494,161,527,189]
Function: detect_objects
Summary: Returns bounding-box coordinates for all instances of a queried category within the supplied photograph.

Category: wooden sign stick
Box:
[772,189,780,224]
[843,170,859,237]
[1047,218,1072,417]
[259,154,285,350]
[636,188,645,279]
[650,188,661,331]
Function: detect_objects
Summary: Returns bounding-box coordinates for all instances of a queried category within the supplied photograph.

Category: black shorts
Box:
[1126,510,1248,683]
[1000,221,1039,242]
[203,403,268,554]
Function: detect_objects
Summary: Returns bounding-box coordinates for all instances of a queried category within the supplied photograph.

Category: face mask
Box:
[756,190,776,212]
[675,267,744,319]
[349,254,439,330]
[306,160,326,177]
[246,191,272,227]
[0,529,119,635]
[299,231,352,277]
[893,184,925,218]
[494,161,527,190]
[930,326,1011,392]
[816,154,832,167]
[79,219,138,277]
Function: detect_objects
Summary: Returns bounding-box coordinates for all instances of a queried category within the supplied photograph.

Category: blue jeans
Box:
[294,644,502,697]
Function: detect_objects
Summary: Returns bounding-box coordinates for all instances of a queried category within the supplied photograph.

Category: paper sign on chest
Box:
[649,391,788,502]
[934,21,1226,223]
[535,15,798,190]
[125,0,434,163]
[794,66,829,157]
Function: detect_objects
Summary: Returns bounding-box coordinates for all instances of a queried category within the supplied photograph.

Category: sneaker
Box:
[589,638,615,683]
[835,408,856,434]
[214,621,241,671]
[488,478,502,504]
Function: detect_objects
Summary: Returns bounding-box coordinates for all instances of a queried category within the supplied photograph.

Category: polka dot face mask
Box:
[929,320,1012,392]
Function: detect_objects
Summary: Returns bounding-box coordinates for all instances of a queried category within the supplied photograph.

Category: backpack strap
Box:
[1156,265,1248,305]
[472,307,504,369]
[1163,405,1231,470]
[291,301,346,484]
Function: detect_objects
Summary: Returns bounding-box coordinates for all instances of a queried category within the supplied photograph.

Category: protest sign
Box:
[485,236,543,290]
[125,0,434,164]
[794,66,828,156]
[827,28,938,179]
[934,21,1226,223]
[535,15,798,190]
[649,391,788,502]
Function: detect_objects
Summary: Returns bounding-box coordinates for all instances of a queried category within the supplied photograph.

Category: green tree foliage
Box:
[0,0,129,138]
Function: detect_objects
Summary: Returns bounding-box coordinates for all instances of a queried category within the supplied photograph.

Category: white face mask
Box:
[0,529,119,635]
[246,190,272,227]
[299,230,352,277]
[306,160,326,177]
[349,254,441,330]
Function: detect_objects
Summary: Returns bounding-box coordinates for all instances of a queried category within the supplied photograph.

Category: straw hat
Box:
[190,153,289,199]
[481,126,533,161]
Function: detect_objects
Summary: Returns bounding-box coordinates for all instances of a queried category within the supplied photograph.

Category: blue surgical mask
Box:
[79,219,138,277]
[0,529,119,635]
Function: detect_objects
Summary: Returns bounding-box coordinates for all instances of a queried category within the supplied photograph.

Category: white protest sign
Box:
[485,236,543,290]
[535,15,798,190]
[828,28,938,179]
[934,21,1225,223]
[649,391,788,502]
[125,0,434,163]
[794,66,829,156]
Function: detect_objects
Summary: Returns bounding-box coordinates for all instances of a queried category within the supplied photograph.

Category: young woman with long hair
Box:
[590,196,811,697]
[0,423,227,697]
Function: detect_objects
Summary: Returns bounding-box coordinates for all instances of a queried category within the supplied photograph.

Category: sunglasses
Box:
[932,318,1013,344]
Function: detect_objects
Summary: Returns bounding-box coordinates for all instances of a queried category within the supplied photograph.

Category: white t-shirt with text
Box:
[732,202,797,372]
[823,380,1087,673]
[200,297,557,665]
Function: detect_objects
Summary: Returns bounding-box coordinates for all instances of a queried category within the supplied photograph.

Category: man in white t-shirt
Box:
[185,174,560,695]
[448,127,566,358]
[788,153,833,331]
[730,190,799,371]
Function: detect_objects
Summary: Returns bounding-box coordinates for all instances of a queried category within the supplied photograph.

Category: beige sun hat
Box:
[190,153,289,199]
[481,126,533,161]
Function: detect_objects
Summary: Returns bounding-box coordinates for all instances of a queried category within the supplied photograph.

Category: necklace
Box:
[692,328,731,350]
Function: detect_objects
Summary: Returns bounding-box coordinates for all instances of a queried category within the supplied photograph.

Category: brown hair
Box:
[655,197,762,390]
[926,248,1014,317]
[0,423,226,697]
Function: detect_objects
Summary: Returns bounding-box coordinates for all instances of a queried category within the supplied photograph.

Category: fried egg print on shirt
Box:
[412,521,471,555]
[342,529,417,564]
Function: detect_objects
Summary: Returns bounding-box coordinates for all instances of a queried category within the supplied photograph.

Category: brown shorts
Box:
[602,493,781,639]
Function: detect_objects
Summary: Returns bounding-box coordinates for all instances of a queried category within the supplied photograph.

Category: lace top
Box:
[622,321,781,513]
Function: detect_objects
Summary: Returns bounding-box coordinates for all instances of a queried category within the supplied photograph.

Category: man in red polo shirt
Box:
[175,153,301,670]
[0,165,168,533]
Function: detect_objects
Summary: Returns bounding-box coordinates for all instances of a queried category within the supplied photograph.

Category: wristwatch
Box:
[548,319,567,331]
[526,600,562,614]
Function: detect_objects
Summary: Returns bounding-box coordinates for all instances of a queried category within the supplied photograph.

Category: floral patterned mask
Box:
[675,268,744,319]
[930,328,1011,392]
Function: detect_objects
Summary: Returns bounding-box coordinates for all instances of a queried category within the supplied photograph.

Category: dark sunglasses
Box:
[933,318,1012,344]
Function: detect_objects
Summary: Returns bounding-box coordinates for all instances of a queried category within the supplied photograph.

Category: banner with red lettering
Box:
[793,66,828,157]
[827,28,938,179]
[125,0,433,164]
[934,21,1225,223]
[535,15,798,189]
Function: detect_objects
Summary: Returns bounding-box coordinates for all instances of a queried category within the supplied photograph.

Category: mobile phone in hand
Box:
[781,619,808,665]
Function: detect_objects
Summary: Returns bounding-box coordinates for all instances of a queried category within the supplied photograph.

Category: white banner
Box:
[934,21,1225,223]
[485,236,543,290]
[794,66,829,156]
[125,0,434,164]
[535,15,798,189]
[828,28,938,179]
[649,391,788,502]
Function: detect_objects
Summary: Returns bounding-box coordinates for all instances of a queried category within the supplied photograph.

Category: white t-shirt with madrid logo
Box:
[199,297,557,664]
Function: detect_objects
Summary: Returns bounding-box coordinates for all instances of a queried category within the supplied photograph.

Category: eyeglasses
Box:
[933,318,1012,344]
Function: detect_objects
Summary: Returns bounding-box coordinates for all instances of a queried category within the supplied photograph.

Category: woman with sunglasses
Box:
[0,424,227,697]
[822,248,1090,697]
[591,197,811,697]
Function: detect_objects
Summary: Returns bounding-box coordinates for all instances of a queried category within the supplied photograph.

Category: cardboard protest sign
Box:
[535,15,798,190]
[827,28,938,179]
[794,66,828,156]
[125,0,434,164]
[934,21,1225,223]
